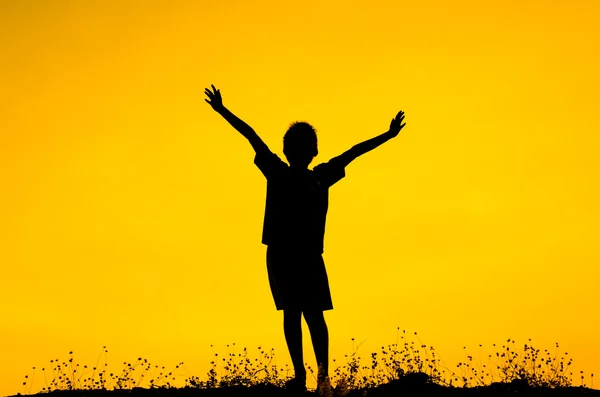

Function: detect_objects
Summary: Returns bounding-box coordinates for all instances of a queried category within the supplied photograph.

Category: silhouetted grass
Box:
[14,330,599,397]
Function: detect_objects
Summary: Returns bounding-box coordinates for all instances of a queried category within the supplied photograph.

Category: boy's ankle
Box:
[285,375,307,392]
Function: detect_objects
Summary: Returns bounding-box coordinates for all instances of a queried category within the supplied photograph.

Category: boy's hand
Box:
[204,84,224,112]
[387,110,406,138]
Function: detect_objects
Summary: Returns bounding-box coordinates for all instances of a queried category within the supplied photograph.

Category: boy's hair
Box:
[283,121,318,159]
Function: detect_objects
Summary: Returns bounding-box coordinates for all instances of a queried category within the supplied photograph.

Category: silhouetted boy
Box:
[205,85,406,393]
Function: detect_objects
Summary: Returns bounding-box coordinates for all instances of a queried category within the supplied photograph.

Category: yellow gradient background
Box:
[1,1,599,395]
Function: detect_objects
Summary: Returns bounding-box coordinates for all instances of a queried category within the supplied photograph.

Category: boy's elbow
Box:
[332,152,354,168]
[250,138,269,155]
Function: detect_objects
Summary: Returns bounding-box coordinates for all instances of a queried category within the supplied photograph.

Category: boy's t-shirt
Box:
[254,149,346,254]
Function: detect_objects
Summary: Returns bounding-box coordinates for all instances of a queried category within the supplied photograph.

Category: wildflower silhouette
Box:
[205,84,406,392]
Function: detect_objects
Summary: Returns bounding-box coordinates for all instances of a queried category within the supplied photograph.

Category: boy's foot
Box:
[315,375,331,396]
[285,375,307,393]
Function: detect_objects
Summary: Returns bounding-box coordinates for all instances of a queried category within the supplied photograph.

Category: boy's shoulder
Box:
[312,159,346,188]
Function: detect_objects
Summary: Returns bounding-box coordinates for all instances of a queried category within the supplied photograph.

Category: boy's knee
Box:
[284,309,302,322]
[303,310,325,324]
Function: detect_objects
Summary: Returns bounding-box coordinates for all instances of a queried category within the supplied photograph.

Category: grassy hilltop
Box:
[12,332,598,397]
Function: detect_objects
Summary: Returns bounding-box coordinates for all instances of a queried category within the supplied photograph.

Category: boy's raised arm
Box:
[205,85,269,155]
[331,110,406,168]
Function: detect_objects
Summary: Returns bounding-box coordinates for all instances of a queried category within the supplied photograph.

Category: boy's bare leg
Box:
[303,310,329,381]
[283,309,306,380]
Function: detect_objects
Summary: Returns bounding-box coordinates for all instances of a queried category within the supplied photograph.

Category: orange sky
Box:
[1,1,599,395]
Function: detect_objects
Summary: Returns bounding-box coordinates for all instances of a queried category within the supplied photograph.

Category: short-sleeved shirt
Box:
[254,149,345,254]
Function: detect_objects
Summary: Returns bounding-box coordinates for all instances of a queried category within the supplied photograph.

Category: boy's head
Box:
[283,121,318,168]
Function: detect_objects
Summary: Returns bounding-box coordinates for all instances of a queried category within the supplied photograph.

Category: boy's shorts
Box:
[266,246,333,311]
